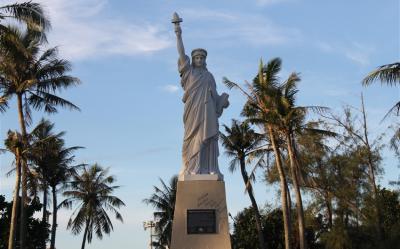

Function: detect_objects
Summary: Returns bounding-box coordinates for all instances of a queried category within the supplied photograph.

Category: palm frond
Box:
[0,97,9,112]
[382,100,400,120]
[362,62,400,86]
[28,90,80,113]
[0,2,50,41]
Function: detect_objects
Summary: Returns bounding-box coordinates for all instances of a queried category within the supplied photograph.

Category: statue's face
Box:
[193,55,206,68]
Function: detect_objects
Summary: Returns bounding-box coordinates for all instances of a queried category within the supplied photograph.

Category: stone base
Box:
[178,174,220,181]
[170,180,231,249]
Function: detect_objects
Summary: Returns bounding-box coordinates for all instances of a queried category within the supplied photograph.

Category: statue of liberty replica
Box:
[173,13,230,180]
[170,12,232,249]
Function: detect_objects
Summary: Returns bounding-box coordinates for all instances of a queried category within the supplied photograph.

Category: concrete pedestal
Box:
[170,179,231,249]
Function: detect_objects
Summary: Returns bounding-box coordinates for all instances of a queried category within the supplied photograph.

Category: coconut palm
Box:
[224,58,293,249]
[143,175,178,249]
[2,124,51,249]
[225,58,334,249]
[220,119,268,249]
[362,62,400,118]
[60,164,125,249]
[28,119,60,249]
[0,25,80,248]
[29,119,83,249]
[28,120,63,218]
[0,1,50,41]
[273,73,333,249]
[3,130,23,249]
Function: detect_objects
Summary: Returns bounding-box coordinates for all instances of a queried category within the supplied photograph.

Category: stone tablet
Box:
[187,209,216,234]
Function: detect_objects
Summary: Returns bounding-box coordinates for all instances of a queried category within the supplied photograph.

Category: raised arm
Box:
[175,26,186,62]
[172,13,186,63]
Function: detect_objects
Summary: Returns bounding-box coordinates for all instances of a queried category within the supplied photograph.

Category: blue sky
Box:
[0,0,399,248]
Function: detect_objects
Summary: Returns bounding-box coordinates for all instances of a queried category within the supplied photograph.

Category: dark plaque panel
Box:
[187,209,216,234]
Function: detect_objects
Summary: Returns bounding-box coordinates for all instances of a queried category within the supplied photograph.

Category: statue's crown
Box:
[191,48,207,58]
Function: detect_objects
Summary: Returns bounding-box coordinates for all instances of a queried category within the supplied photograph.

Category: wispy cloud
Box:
[162,84,180,93]
[181,8,301,46]
[4,0,172,60]
[344,42,374,66]
[255,0,294,6]
[316,40,374,66]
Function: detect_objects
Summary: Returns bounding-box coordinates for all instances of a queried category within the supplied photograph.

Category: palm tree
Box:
[29,119,82,249]
[220,119,268,249]
[60,164,125,249]
[3,130,23,249]
[0,25,80,248]
[143,175,178,249]
[274,73,329,249]
[0,1,50,40]
[28,119,60,249]
[224,58,293,249]
[362,62,400,118]
[28,120,62,217]
[2,124,51,249]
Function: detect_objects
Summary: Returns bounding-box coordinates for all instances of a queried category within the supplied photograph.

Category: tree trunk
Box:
[81,219,90,249]
[360,95,383,242]
[286,132,306,249]
[42,187,48,223]
[325,195,333,229]
[286,182,292,212]
[267,126,291,249]
[8,148,21,249]
[367,161,383,241]
[17,94,28,249]
[50,186,57,249]
[239,157,266,249]
[41,187,48,249]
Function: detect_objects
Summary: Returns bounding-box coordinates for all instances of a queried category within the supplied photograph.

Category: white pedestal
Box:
[178,174,220,181]
[170,180,231,249]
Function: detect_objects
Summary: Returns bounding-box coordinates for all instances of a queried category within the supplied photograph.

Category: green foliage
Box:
[143,175,178,249]
[0,195,49,249]
[0,2,50,42]
[0,25,80,118]
[362,62,400,87]
[231,207,323,249]
[29,118,82,190]
[231,207,261,249]
[60,164,125,248]
[305,187,400,249]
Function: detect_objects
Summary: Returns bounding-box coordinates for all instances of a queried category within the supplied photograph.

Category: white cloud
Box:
[344,42,374,66]
[1,0,172,60]
[162,84,180,93]
[181,8,301,46]
[256,0,294,6]
[316,40,374,66]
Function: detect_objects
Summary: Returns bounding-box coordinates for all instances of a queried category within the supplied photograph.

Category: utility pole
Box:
[143,220,156,249]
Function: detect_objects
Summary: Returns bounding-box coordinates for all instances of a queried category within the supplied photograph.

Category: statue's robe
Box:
[178,55,224,177]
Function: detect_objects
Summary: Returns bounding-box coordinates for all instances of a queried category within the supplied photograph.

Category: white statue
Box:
[172,13,229,179]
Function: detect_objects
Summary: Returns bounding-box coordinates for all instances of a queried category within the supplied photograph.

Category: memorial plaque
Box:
[187,209,216,234]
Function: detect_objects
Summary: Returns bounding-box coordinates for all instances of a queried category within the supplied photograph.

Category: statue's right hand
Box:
[175,25,182,36]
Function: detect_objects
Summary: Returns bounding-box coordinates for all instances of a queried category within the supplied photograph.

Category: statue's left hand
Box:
[216,93,229,117]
